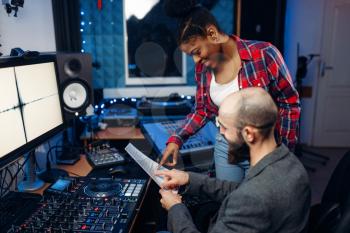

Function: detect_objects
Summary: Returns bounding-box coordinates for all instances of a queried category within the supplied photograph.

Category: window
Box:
[80,0,234,97]
[123,0,186,85]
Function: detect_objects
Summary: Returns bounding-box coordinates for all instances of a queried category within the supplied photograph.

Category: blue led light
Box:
[121,98,125,101]
[81,49,85,52]
[186,96,192,100]
[80,29,84,32]
[94,105,98,109]
[83,40,86,44]
[128,64,137,69]
[80,11,85,15]
[110,100,113,104]
[181,95,185,98]
[131,98,137,102]
[81,21,85,26]
[101,104,105,108]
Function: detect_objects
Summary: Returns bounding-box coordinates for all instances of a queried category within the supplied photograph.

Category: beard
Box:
[225,133,250,164]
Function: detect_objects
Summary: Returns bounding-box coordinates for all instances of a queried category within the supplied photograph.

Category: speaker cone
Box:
[62,80,89,112]
[64,58,82,78]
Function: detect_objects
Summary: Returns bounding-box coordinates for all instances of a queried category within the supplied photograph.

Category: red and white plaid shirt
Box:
[167,36,300,150]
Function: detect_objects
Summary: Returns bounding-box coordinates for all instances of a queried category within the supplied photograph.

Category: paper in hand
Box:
[125,143,168,187]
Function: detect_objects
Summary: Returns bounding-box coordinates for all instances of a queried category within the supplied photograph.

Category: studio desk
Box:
[80,127,145,147]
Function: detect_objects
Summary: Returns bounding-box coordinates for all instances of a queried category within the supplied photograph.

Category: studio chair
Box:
[308,150,350,233]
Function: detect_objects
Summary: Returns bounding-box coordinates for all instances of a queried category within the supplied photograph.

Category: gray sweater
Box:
[167,144,311,233]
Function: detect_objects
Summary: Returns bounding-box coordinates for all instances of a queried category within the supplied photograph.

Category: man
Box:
[155,87,310,233]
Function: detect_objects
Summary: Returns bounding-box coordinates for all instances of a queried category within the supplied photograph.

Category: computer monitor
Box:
[0,55,64,169]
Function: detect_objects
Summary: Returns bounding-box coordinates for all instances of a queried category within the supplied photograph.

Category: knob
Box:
[86,201,91,209]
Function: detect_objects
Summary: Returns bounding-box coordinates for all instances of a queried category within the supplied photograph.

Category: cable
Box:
[1,169,8,197]
[0,170,3,197]
[3,153,30,196]
[47,140,52,165]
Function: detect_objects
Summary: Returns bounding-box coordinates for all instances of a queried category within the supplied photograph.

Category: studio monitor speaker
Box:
[56,53,94,121]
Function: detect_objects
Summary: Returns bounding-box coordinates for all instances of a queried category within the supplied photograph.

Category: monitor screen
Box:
[0,55,64,168]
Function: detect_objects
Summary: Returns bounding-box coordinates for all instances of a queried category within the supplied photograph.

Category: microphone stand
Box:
[294,43,329,171]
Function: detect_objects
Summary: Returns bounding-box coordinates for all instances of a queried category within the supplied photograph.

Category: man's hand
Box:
[159,143,180,167]
[159,189,182,211]
[155,169,189,190]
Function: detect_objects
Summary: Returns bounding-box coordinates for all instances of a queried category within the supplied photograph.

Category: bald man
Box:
[156,87,311,233]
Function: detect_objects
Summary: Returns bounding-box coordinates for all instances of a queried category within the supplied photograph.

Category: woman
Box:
[159,0,300,182]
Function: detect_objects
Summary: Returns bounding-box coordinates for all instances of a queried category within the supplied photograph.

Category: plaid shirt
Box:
[167,36,300,150]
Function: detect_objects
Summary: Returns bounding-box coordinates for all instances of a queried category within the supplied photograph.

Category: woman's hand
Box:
[159,142,180,166]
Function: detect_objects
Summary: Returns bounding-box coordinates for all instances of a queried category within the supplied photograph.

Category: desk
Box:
[33,155,92,196]
[81,127,144,146]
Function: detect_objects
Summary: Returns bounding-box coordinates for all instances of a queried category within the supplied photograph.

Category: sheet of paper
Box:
[125,143,167,187]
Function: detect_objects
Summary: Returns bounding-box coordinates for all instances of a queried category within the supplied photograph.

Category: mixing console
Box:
[2,177,146,233]
[86,145,126,169]
[142,120,218,171]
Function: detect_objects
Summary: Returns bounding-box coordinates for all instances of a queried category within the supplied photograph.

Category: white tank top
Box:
[209,71,239,107]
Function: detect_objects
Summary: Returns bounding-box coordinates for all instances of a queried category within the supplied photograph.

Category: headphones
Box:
[4,0,24,17]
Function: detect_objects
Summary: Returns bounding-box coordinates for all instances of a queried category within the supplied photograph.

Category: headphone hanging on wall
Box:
[3,0,24,17]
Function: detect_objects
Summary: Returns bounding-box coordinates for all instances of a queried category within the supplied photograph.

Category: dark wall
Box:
[240,0,286,53]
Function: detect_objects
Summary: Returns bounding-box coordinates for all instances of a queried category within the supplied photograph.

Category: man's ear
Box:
[242,126,256,143]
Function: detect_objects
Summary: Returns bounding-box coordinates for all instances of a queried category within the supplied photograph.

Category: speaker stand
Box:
[56,120,81,165]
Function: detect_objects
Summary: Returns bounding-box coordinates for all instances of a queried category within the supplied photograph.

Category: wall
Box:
[0,0,56,55]
[284,0,326,145]
[80,0,234,89]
